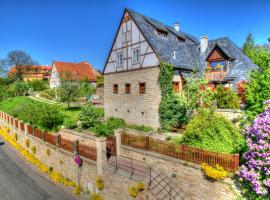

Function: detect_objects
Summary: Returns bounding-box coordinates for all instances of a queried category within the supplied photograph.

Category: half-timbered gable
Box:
[104,11,159,74]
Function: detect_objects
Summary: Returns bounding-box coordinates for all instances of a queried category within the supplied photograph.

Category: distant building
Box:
[103,8,257,128]
[9,65,52,81]
[49,61,97,88]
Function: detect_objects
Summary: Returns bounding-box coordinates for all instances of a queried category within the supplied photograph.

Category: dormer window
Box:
[176,37,185,43]
[209,60,226,71]
[155,29,168,38]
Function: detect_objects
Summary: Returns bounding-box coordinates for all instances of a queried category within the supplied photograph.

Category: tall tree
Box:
[268,37,270,43]
[6,50,36,80]
[0,59,8,77]
[242,33,255,54]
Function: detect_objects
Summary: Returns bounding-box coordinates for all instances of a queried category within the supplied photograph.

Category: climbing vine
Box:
[158,62,189,131]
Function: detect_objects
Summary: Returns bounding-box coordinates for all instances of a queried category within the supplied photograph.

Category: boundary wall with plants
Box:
[0,111,137,200]
[120,131,239,171]
[115,130,238,200]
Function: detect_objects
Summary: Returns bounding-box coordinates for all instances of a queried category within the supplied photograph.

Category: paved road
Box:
[0,139,74,200]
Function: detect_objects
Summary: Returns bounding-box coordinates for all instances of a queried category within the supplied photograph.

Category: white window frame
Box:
[132,48,140,64]
[116,52,123,67]
[122,31,131,43]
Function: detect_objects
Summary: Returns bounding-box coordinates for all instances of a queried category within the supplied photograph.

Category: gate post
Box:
[96,137,107,175]
[115,129,122,156]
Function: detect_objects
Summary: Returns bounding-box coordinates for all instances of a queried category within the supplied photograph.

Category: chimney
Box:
[200,36,208,53]
[173,22,180,32]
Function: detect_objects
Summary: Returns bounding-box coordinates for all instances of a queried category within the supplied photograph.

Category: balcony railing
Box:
[205,70,227,81]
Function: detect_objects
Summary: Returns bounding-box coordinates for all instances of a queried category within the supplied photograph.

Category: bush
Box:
[136,182,145,191]
[95,176,104,190]
[63,118,77,129]
[128,186,139,198]
[79,105,104,129]
[7,81,29,96]
[25,139,30,148]
[73,186,81,195]
[159,94,189,131]
[27,80,48,91]
[90,192,104,200]
[213,85,240,109]
[107,117,125,130]
[92,123,114,137]
[40,89,56,100]
[237,105,270,198]
[201,163,227,180]
[31,146,37,154]
[127,124,154,132]
[46,149,50,156]
[180,109,245,153]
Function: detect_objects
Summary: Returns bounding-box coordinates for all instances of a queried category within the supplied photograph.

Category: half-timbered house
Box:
[103,8,256,128]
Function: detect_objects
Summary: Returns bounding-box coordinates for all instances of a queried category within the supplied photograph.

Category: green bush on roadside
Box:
[63,118,78,129]
[91,123,114,137]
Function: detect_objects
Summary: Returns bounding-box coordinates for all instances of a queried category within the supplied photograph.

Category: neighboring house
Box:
[49,61,97,88]
[9,65,52,81]
[103,8,257,128]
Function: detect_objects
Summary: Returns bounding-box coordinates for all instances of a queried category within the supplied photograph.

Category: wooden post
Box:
[145,136,149,151]
[181,145,186,160]
[233,154,239,171]
[55,134,61,147]
[73,140,79,155]
[115,129,122,156]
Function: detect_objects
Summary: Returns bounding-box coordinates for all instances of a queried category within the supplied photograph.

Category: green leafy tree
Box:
[245,47,270,119]
[242,33,255,54]
[268,37,270,43]
[79,104,104,129]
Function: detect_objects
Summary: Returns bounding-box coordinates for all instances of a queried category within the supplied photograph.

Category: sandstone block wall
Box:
[104,67,161,128]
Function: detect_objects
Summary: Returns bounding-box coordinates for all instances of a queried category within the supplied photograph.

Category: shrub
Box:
[39,89,56,100]
[213,85,240,109]
[128,185,139,198]
[127,124,154,132]
[73,186,81,195]
[159,94,189,131]
[46,149,50,156]
[7,81,29,96]
[31,146,37,154]
[107,117,125,130]
[79,105,104,129]
[95,176,104,190]
[237,105,270,198]
[136,182,145,191]
[180,109,245,153]
[63,118,77,129]
[25,139,30,148]
[92,123,114,137]
[90,192,104,200]
[27,80,48,91]
[201,163,227,180]
[13,133,18,141]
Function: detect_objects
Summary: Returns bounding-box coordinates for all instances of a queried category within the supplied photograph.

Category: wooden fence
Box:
[121,133,239,171]
[0,112,97,161]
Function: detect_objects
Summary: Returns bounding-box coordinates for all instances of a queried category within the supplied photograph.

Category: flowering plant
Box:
[74,155,82,167]
[237,105,270,199]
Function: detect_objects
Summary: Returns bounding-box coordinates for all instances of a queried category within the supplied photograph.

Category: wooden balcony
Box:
[205,70,227,81]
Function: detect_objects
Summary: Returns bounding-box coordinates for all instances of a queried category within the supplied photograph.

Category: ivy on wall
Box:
[158,62,189,131]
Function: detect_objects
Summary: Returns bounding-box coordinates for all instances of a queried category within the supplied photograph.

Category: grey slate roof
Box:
[127,8,257,86]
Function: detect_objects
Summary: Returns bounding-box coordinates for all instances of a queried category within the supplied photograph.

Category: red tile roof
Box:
[53,61,96,81]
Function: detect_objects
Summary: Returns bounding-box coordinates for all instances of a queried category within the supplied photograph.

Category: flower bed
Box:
[0,127,79,193]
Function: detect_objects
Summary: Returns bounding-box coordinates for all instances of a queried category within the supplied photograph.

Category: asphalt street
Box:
[0,138,74,200]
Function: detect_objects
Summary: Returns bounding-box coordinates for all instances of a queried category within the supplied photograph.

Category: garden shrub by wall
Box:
[177,108,245,153]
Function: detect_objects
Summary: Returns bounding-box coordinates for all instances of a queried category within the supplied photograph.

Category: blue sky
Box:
[0,0,269,71]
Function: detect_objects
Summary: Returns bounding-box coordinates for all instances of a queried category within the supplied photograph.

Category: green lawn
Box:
[0,96,81,131]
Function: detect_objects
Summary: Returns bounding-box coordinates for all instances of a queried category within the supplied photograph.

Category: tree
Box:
[268,37,270,43]
[6,50,36,80]
[0,59,8,77]
[242,33,255,54]
[245,47,270,119]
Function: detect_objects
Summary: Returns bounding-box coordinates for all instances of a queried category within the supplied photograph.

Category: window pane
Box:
[210,61,225,69]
